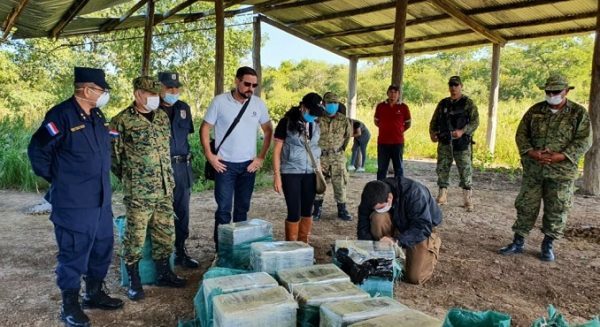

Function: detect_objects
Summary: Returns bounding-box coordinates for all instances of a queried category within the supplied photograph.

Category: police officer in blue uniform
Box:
[158,71,199,268]
[28,67,123,327]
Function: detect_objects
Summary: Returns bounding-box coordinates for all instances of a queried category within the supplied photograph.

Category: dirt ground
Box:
[0,160,598,327]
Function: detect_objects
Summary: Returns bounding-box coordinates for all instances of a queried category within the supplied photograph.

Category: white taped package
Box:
[218,219,273,246]
[293,281,370,307]
[212,286,298,327]
[335,240,395,264]
[202,272,279,307]
[277,264,350,291]
[319,297,409,327]
[348,310,443,327]
[250,241,314,274]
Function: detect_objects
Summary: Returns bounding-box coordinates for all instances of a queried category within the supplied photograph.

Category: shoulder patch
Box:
[109,129,120,138]
[45,122,60,136]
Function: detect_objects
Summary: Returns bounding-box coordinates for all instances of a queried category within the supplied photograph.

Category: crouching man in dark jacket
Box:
[357,177,442,285]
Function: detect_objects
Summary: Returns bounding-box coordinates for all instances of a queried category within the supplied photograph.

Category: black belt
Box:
[172,154,191,163]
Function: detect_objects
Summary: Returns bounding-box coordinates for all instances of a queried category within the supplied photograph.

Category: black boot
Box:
[60,289,90,327]
[82,277,124,310]
[175,244,200,269]
[312,199,323,221]
[336,203,352,221]
[540,235,555,262]
[155,259,186,288]
[498,234,525,255]
[125,263,144,301]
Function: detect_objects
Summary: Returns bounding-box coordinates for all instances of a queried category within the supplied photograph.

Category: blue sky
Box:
[257,23,349,68]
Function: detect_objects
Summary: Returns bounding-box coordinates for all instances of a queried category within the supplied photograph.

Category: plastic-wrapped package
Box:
[319,297,408,327]
[212,286,298,327]
[217,219,274,269]
[114,216,174,286]
[334,240,403,297]
[293,281,370,327]
[277,264,350,291]
[348,310,443,327]
[197,271,278,327]
[250,241,314,274]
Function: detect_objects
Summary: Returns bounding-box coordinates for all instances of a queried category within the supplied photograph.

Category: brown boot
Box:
[436,188,448,205]
[285,221,299,241]
[463,189,473,212]
[298,217,313,244]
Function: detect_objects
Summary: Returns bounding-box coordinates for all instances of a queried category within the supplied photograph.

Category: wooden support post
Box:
[252,15,262,96]
[141,0,154,76]
[2,0,30,41]
[486,43,501,155]
[347,56,358,119]
[391,0,407,88]
[215,0,225,96]
[582,4,600,196]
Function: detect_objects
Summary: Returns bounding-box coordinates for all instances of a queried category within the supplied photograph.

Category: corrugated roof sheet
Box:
[0,0,597,57]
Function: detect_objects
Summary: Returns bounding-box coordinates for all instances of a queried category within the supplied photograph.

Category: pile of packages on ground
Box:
[183,218,442,327]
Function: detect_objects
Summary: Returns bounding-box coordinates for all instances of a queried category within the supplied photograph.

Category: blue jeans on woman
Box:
[213,160,256,245]
[350,133,370,168]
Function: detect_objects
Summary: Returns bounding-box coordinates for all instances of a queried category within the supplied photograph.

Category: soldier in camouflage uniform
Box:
[312,92,353,221]
[429,76,479,212]
[110,76,186,301]
[499,74,592,262]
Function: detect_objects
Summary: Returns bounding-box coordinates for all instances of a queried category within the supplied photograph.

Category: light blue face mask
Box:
[163,93,179,105]
[303,112,316,123]
[325,103,339,115]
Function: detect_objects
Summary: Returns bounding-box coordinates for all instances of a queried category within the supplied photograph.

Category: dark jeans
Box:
[377,143,404,180]
[172,161,193,249]
[350,134,370,168]
[281,173,317,222]
[213,160,256,245]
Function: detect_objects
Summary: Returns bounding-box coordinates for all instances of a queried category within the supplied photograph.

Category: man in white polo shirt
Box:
[200,66,273,248]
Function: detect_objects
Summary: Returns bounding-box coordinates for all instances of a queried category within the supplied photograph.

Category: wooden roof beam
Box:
[311,0,568,40]
[100,0,148,32]
[155,0,199,25]
[336,12,597,51]
[261,0,324,13]
[2,0,30,41]
[427,0,506,45]
[259,14,348,59]
[50,0,91,38]
[287,0,426,27]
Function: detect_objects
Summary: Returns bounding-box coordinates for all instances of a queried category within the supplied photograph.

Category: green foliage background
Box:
[0,1,594,192]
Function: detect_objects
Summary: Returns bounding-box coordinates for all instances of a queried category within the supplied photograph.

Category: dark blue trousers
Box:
[213,160,255,244]
[52,205,114,290]
[172,161,193,248]
[377,143,405,180]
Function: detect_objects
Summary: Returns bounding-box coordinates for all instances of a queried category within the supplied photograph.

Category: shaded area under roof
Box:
[1,0,597,57]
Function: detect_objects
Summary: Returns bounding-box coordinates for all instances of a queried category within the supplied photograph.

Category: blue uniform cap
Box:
[74,67,110,90]
[158,71,182,88]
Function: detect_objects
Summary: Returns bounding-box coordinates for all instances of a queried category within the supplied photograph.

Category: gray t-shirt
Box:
[204,92,270,162]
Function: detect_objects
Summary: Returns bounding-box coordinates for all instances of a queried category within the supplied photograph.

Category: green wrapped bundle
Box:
[213,286,298,327]
[217,219,274,269]
[320,297,408,327]
[277,264,350,292]
[250,241,314,275]
[349,310,442,327]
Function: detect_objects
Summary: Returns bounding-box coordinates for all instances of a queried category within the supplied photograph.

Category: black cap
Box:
[74,67,110,90]
[387,84,399,92]
[158,71,182,88]
[301,92,325,117]
[448,76,462,85]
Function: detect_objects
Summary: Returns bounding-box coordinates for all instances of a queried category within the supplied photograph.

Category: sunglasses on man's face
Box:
[242,81,259,88]
[545,90,563,96]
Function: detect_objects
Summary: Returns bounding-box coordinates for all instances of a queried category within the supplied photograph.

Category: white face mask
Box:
[546,94,563,106]
[375,203,392,213]
[95,92,110,108]
[144,96,160,111]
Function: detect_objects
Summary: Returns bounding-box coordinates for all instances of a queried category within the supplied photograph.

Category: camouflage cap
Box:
[539,74,574,91]
[323,91,339,103]
[448,76,462,85]
[133,76,161,93]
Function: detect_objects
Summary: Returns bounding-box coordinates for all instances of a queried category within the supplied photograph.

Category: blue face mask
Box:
[163,93,179,105]
[325,103,339,115]
[303,112,316,123]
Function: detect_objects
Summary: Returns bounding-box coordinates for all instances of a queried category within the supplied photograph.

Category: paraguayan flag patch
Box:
[45,122,60,136]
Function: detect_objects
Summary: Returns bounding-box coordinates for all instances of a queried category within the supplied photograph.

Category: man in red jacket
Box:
[374,85,411,180]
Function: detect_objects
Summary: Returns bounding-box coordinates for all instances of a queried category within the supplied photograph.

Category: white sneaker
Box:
[356,167,365,172]
[347,165,356,171]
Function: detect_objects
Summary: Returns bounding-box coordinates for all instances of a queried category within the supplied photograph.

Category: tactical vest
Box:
[437,96,471,151]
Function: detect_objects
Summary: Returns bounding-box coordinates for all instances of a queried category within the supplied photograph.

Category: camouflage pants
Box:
[436,143,472,189]
[123,196,175,264]
[315,153,348,203]
[513,175,574,239]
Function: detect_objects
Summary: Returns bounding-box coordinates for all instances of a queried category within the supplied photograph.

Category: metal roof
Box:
[1,0,597,57]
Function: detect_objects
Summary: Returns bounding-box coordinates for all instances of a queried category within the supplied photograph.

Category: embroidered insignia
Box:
[109,129,120,138]
[70,124,85,132]
[180,109,186,119]
[45,122,60,136]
